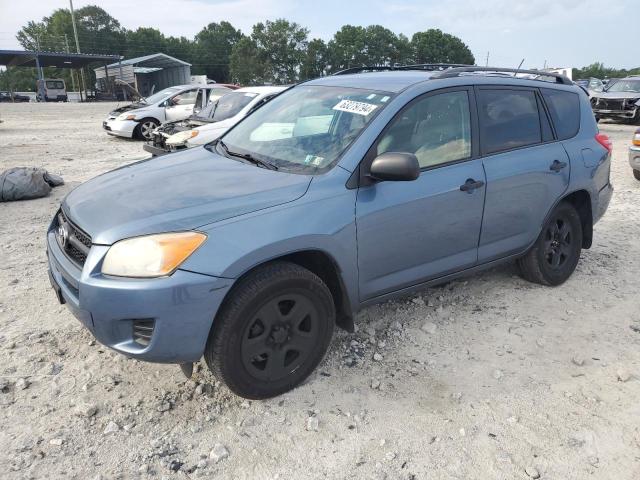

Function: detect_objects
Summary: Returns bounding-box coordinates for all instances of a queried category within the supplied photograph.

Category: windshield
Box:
[217,85,392,173]
[193,101,217,121]
[145,86,184,104]
[606,79,640,93]
[211,91,258,122]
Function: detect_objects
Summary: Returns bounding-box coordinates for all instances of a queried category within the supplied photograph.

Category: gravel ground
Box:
[1,102,639,480]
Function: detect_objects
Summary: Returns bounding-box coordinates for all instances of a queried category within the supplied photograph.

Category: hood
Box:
[63,147,312,245]
[109,102,149,116]
[593,91,640,100]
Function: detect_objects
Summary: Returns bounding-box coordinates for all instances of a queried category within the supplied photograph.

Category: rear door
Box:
[476,86,570,262]
[356,87,486,300]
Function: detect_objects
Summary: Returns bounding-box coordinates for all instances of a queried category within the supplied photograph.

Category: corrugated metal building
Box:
[94,53,191,96]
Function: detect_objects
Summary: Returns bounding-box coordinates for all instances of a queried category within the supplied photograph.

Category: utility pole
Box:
[65,34,78,101]
[69,0,86,101]
[485,51,489,67]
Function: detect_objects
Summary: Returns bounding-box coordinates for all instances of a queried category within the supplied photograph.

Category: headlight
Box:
[166,130,199,146]
[116,113,137,121]
[102,232,207,278]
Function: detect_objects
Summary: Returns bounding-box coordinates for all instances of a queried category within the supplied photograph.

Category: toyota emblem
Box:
[57,224,69,248]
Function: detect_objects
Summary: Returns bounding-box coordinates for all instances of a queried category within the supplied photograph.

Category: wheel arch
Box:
[560,189,593,249]
[134,117,160,139]
[217,249,355,333]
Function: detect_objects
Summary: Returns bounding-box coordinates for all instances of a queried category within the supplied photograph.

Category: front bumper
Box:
[142,143,170,157]
[46,218,232,363]
[630,146,640,171]
[103,118,137,138]
[593,107,638,120]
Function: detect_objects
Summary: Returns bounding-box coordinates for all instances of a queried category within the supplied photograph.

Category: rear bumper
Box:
[46,219,232,363]
[594,182,613,224]
[630,146,640,170]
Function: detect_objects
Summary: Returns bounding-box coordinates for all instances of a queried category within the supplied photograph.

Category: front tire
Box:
[633,169,640,181]
[135,118,159,140]
[517,202,583,286]
[205,262,335,399]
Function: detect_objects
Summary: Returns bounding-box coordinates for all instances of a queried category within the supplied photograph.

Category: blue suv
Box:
[47,66,613,399]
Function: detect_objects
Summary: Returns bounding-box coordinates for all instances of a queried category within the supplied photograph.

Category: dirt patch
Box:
[1,103,639,479]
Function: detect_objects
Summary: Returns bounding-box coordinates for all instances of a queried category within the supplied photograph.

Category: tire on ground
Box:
[517,201,583,286]
[205,261,335,399]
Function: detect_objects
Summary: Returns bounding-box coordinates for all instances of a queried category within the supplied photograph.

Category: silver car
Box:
[631,128,640,180]
[591,76,640,124]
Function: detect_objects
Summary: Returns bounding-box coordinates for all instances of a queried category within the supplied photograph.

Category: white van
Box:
[36,79,67,102]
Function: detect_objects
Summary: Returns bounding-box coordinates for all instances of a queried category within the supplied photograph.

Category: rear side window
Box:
[541,89,580,140]
[478,89,541,154]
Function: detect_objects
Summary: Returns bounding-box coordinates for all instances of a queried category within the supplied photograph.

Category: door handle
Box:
[550,160,568,172]
[459,178,485,193]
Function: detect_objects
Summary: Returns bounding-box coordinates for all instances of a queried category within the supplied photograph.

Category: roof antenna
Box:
[514,58,525,76]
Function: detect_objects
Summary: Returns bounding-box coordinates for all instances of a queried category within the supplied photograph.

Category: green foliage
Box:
[573,62,640,80]
[194,22,243,82]
[411,29,475,65]
[229,37,264,85]
[13,4,635,92]
[250,19,309,84]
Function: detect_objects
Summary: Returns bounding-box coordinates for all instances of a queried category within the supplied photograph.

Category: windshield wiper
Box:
[217,140,278,170]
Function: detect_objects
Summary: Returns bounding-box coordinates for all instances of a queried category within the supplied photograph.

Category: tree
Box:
[300,38,327,80]
[194,22,242,82]
[250,19,309,84]
[326,25,367,72]
[229,37,264,85]
[411,29,475,65]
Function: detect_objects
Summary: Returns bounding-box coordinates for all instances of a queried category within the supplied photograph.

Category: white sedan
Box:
[103,84,232,140]
[163,86,287,151]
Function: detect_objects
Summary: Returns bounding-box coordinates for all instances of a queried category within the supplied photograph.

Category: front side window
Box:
[216,86,392,172]
[376,90,471,169]
[171,90,198,106]
[479,89,541,154]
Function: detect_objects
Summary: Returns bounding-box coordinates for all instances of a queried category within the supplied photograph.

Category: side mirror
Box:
[369,152,420,182]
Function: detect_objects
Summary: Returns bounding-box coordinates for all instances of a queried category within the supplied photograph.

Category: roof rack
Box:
[430,66,573,85]
[333,64,471,76]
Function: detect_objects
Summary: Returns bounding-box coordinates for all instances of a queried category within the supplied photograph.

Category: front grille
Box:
[56,209,92,266]
[132,319,155,346]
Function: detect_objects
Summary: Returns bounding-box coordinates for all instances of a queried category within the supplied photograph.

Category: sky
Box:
[0,0,635,69]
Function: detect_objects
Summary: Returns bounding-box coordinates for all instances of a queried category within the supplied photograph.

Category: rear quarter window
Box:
[541,89,580,140]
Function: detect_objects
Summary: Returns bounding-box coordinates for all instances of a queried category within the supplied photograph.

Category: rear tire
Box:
[634,169,640,181]
[205,262,335,399]
[517,202,583,286]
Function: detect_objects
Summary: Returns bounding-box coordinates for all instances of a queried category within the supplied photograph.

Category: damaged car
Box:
[591,76,640,124]
[102,83,230,140]
[146,86,286,155]
[142,86,238,156]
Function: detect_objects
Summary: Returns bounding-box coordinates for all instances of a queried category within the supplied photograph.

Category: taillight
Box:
[595,133,612,153]
[633,129,640,147]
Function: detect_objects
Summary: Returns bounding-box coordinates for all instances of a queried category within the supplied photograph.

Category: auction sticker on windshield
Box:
[333,99,378,116]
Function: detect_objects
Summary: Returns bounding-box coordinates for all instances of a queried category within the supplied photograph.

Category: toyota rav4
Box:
[48,66,613,399]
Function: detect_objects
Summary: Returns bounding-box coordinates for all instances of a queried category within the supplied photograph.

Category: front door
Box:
[356,88,486,300]
[165,89,198,122]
